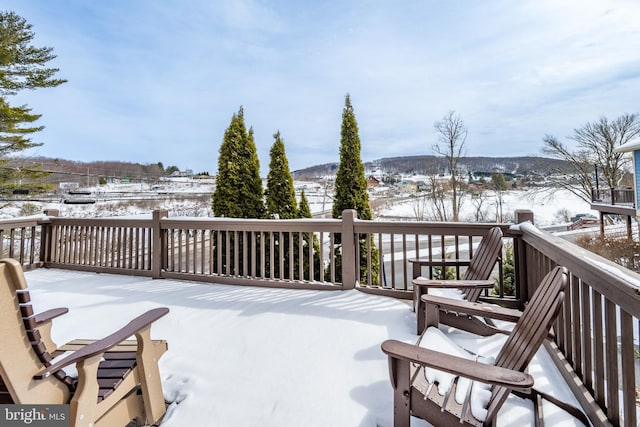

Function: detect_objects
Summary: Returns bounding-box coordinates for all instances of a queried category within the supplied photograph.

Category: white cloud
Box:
[4,0,640,173]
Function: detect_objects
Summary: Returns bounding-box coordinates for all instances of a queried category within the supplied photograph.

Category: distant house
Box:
[588,140,639,239]
[169,169,194,178]
[366,175,380,188]
[398,180,418,193]
[615,140,640,218]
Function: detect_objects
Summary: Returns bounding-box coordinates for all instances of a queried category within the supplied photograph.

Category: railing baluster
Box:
[571,274,582,378]
[19,227,26,264]
[580,280,593,392]
[593,289,605,408]
[9,228,16,259]
[379,233,386,288]
[249,231,255,277]
[231,229,236,276]
[279,231,284,280]
[259,231,265,279]
[389,233,396,289]
[184,229,190,273]
[329,232,335,284]
[605,300,619,425]
[401,234,407,289]
[620,309,635,427]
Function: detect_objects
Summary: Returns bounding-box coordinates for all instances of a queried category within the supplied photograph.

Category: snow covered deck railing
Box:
[591,187,635,207]
[2,209,640,426]
[515,221,639,427]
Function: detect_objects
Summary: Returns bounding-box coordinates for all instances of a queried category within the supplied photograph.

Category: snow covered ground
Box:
[0,181,596,229]
[24,268,584,426]
[375,188,595,227]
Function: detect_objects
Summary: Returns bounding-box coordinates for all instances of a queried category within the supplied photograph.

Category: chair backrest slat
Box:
[483,266,567,425]
[462,227,503,300]
[0,259,71,404]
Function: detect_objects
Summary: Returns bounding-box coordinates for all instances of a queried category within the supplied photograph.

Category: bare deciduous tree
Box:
[433,111,467,221]
[427,176,450,221]
[489,173,508,222]
[412,194,429,221]
[469,188,489,222]
[542,114,640,203]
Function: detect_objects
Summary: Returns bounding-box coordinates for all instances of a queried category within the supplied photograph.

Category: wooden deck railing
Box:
[515,221,639,427]
[592,187,635,206]
[1,208,638,426]
[33,209,512,296]
[0,215,41,270]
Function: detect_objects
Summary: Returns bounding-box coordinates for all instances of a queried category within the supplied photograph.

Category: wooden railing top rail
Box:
[351,219,512,236]
[0,216,43,228]
[161,216,343,232]
[37,212,516,237]
[518,221,640,318]
[41,216,152,227]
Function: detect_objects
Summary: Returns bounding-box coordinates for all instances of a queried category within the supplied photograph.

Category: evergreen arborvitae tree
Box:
[211,107,264,275]
[331,94,379,285]
[263,131,297,279]
[332,95,372,220]
[298,190,322,281]
[298,190,312,218]
[212,107,265,218]
[265,131,297,219]
[0,11,66,190]
[494,242,514,296]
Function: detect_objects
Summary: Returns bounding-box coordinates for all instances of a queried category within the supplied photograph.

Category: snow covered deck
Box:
[24,268,584,426]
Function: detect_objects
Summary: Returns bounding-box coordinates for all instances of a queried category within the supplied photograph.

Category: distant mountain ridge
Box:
[7,156,165,185]
[292,155,568,178]
[9,155,567,183]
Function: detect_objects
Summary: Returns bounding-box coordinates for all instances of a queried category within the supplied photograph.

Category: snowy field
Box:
[0,180,596,229]
[375,188,594,227]
[24,268,584,427]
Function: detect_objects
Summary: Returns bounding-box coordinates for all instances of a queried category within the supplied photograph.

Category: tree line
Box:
[211,95,379,284]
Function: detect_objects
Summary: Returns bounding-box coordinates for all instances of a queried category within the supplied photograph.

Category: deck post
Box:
[152,209,168,279]
[599,212,605,238]
[40,209,60,266]
[341,209,357,289]
[514,209,534,225]
[514,209,534,307]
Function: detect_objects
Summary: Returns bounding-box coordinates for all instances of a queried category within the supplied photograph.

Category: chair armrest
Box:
[35,308,70,354]
[34,307,69,324]
[413,278,494,289]
[34,307,169,379]
[381,339,532,391]
[422,295,522,322]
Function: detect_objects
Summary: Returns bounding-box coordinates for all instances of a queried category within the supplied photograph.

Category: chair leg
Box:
[534,392,544,427]
[415,286,426,335]
[135,327,166,424]
[389,357,411,427]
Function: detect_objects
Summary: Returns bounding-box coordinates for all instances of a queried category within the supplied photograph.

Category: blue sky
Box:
[4,0,640,175]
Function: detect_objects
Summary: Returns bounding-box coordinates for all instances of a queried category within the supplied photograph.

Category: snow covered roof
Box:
[615,140,640,152]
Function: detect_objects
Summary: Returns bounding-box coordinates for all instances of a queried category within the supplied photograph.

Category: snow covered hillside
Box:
[0,179,595,228]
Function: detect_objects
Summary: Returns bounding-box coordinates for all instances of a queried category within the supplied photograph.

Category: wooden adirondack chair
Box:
[410,226,504,334]
[382,266,568,427]
[0,258,169,427]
